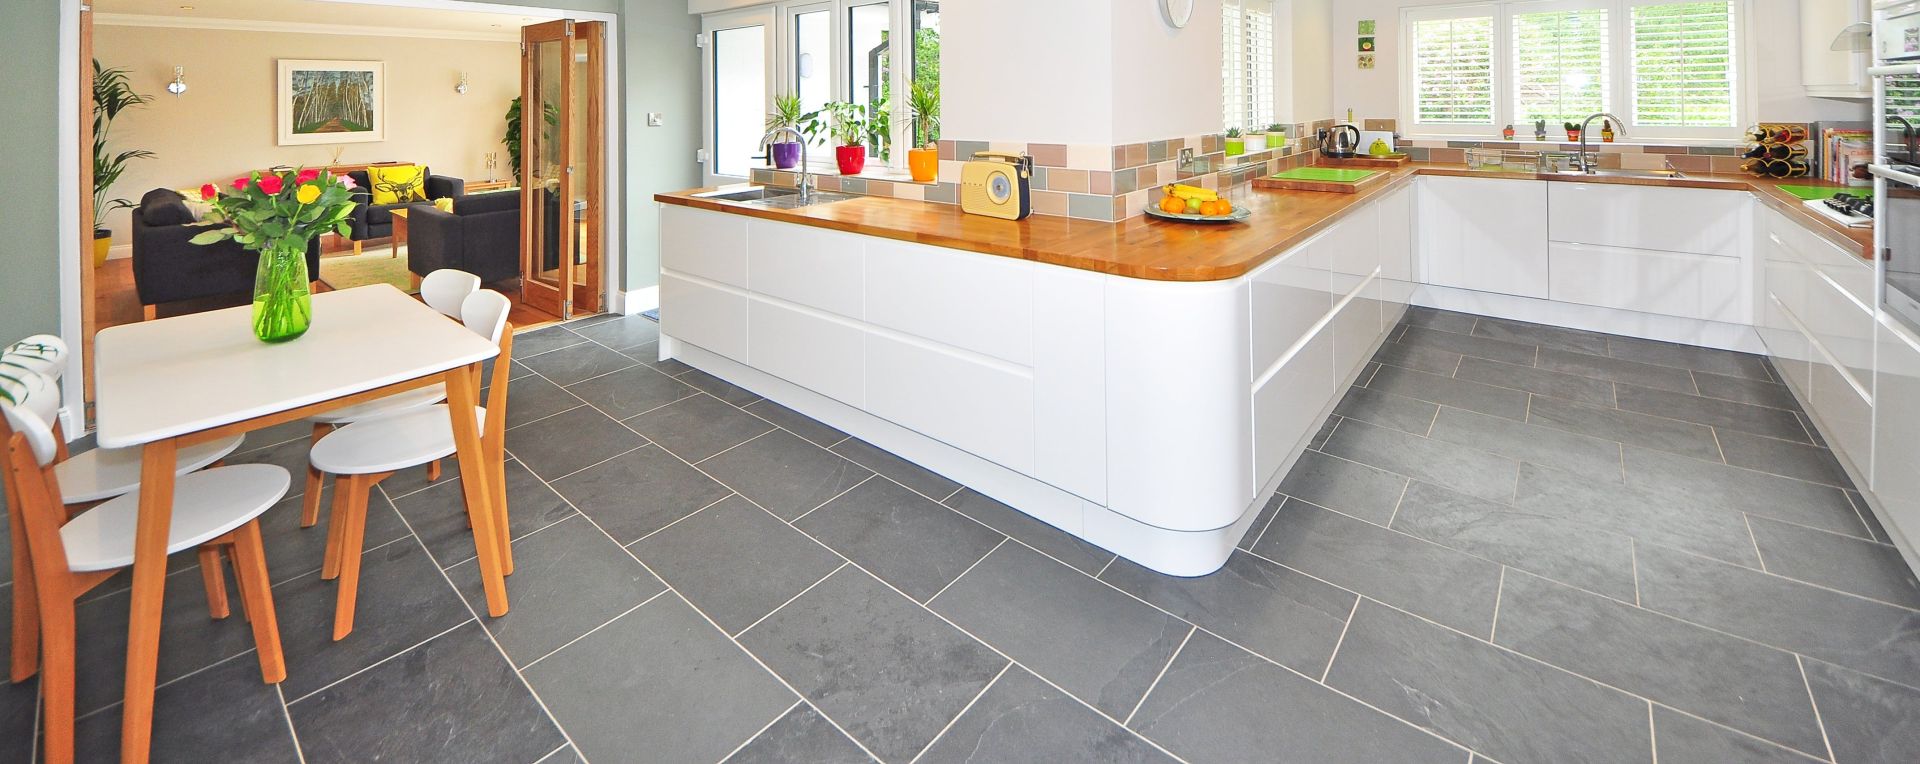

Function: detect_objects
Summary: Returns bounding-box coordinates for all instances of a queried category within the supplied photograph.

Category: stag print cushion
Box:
[368,165,427,206]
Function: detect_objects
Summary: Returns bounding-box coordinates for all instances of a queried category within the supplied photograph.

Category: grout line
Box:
[1123,626,1195,727]
[924,538,1009,605]
[520,590,669,671]
[623,491,740,548]
[71,642,269,722]
[1095,555,1118,578]
[1384,481,1411,528]
[284,618,477,706]
[526,442,650,485]
[531,743,573,764]
[692,427,774,466]
[715,700,805,764]
[276,684,309,764]
[1630,539,1642,607]
[1647,701,1658,764]
[788,474,876,525]
[907,662,1014,764]
[941,485,965,504]
[1489,566,1507,642]
[1744,514,1769,573]
[1320,596,1361,684]
[1799,655,1839,764]
[733,561,850,639]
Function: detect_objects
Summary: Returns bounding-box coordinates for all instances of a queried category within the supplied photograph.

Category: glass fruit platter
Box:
[1146,184,1250,223]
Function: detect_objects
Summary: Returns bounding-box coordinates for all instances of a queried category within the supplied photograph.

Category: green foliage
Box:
[92,59,155,220]
[189,170,357,257]
[1225,126,1242,138]
[801,101,872,148]
[767,94,806,133]
[504,97,560,183]
[909,82,939,147]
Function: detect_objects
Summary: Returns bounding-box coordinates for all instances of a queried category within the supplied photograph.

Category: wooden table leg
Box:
[121,438,178,764]
[445,365,508,616]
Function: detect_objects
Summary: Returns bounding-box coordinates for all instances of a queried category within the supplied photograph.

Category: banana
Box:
[1164,183,1218,202]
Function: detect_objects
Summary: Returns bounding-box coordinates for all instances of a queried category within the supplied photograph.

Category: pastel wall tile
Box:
[988,141,1026,154]
[925,182,959,204]
[1032,189,1069,217]
[1113,168,1139,194]
[939,160,964,183]
[1067,193,1114,221]
[954,140,989,160]
[893,182,927,201]
[938,140,957,161]
[1619,153,1669,170]
[1049,168,1090,194]
[1710,155,1748,174]
[1666,154,1712,173]
[1030,143,1070,167]
[1067,143,1111,171]
[1089,171,1113,195]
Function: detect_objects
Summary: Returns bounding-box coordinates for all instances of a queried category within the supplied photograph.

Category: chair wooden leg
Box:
[321,475,353,581]
[142,304,157,321]
[230,521,286,683]
[300,423,329,528]
[353,240,362,256]
[196,546,230,620]
[228,544,253,623]
[331,474,373,641]
[427,459,442,482]
[37,595,76,764]
[493,455,512,576]
[8,510,38,683]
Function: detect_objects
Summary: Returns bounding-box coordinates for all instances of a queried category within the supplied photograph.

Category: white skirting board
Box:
[612,284,660,315]
[1412,284,1767,355]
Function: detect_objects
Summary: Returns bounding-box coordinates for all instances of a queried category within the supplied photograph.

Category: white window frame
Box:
[1222,0,1278,132]
[701,6,777,184]
[700,0,927,180]
[1399,0,1753,142]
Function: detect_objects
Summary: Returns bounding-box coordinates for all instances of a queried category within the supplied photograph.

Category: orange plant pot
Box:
[907,148,939,183]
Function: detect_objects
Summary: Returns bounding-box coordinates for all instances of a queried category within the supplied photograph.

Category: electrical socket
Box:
[647,112,664,127]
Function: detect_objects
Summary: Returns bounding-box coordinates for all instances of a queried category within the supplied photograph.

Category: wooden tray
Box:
[1318,154,1411,168]
[1253,167,1388,194]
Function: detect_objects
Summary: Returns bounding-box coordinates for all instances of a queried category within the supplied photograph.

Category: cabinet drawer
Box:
[865,239,1035,365]
[1254,329,1334,486]
[1766,211,1875,308]
[1418,176,1549,298]
[1548,183,1747,257]
[747,220,864,319]
[1761,292,1814,398]
[660,206,748,287]
[747,299,864,406]
[1547,242,1744,323]
[660,273,748,363]
[1810,358,1872,478]
[1872,316,1920,533]
[1250,243,1332,381]
[864,333,1035,473]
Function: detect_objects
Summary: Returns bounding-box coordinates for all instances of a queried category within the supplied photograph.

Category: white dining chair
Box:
[1,336,248,683]
[3,369,289,764]
[298,269,481,528]
[308,289,513,640]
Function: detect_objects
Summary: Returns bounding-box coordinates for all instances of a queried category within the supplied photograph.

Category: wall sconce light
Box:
[166,66,187,96]
[454,72,469,95]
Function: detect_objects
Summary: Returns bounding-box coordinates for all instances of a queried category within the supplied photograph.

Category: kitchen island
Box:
[651,164,1871,576]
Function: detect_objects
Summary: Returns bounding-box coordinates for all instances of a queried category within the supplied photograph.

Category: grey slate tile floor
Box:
[8,307,1920,762]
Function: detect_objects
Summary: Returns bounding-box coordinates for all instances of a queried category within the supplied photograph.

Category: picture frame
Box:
[277,59,385,146]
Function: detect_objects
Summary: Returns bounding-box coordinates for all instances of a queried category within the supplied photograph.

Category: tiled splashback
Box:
[747,117,1770,222]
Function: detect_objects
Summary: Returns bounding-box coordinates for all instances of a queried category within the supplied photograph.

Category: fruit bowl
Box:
[1144,204,1251,223]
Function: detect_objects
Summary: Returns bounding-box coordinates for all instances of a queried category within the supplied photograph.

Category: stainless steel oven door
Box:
[1879,165,1920,332]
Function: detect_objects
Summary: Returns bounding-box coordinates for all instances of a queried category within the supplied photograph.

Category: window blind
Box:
[1512,7,1608,124]
[1630,1,1737,128]
[1222,0,1275,130]
[1411,14,1496,124]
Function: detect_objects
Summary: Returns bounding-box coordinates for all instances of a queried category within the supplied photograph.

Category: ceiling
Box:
[93,0,553,37]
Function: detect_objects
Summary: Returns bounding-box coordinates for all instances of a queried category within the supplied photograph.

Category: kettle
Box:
[1322,124,1362,158]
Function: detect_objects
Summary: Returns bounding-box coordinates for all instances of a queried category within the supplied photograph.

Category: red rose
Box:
[232,176,250,191]
[258,174,285,195]
[296,168,320,184]
[200,183,217,200]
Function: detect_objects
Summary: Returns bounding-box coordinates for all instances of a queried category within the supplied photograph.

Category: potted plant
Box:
[1245,126,1268,153]
[1564,121,1583,142]
[1225,127,1245,156]
[1266,124,1288,150]
[908,82,940,183]
[803,102,871,175]
[765,94,805,169]
[504,97,558,184]
[92,60,155,268]
[189,169,357,343]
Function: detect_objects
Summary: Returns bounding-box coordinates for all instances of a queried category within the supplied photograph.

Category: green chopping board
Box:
[1267,167,1381,183]
[1777,184,1875,201]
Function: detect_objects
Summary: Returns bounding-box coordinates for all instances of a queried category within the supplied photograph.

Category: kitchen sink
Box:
[693,186,861,208]
[1556,168,1687,179]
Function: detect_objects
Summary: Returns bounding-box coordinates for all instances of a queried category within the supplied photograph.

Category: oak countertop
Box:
[655,164,1874,282]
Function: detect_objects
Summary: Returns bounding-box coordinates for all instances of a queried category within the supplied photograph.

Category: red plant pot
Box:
[836,145,867,176]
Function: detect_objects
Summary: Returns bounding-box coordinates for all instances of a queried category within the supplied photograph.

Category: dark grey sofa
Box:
[130,188,321,318]
[343,167,464,249]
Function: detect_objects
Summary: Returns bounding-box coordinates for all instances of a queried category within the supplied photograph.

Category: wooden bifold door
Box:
[520,19,604,319]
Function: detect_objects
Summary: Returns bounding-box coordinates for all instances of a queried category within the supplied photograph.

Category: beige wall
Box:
[94,24,519,244]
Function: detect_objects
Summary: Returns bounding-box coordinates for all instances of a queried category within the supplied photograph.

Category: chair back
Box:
[461,289,512,344]
[459,290,514,448]
[1,370,78,592]
[2,335,69,381]
[420,269,481,318]
[0,369,60,467]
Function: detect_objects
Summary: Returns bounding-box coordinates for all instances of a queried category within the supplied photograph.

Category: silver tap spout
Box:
[1577,113,1623,174]
[761,127,811,203]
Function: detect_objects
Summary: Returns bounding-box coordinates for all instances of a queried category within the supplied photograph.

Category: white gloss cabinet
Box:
[1418,176,1550,298]
[1873,315,1920,552]
[1548,183,1748,258]
[1546,243,1746,323]
[1756,206,1876,482]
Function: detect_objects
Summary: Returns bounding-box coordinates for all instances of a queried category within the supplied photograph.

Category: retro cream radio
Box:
[960,152,1033,220]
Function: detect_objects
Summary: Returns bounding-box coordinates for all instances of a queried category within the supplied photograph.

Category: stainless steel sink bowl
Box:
[1556,168,1687,179]
[693,187,861,208]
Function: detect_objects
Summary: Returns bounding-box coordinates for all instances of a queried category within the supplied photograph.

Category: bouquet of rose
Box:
[189,169,357,341]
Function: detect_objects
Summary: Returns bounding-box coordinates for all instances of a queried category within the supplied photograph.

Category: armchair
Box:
[405,191,520,284]
[342,167,464,254]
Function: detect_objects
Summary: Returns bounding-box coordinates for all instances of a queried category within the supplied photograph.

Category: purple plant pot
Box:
[771,141,803,169]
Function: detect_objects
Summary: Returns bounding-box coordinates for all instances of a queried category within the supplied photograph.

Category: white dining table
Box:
[93,284,508,763]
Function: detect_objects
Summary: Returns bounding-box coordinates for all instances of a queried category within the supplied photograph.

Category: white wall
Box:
[945,0,1115,144]
[1326,0,1867,133]
[1286,0,1332,124]
[1112,0,1223,143]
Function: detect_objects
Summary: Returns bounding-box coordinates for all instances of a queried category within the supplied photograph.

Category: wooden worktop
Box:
[655,163,1874,282]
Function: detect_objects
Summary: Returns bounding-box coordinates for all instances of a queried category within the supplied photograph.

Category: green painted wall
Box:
[0,2,62,344]
[0,0,695,350]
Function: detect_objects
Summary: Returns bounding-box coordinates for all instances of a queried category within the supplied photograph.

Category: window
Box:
[1222,0,1276,130]
[710,19,769,180]
[849,2,890,159]
[1402,0,1743,139]
[793,7,832,128]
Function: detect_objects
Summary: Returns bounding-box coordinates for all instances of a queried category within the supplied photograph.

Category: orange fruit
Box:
[1201,200,1224,216]
[1215,200,1233,215]
[1159,196,1185,214]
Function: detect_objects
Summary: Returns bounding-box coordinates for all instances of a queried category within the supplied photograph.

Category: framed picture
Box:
[277,59,385,146]
[1359,37,1376,52]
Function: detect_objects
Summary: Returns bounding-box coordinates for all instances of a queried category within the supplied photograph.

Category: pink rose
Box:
[200,183,217,201]
[231,176,250,191]
[335,173,356,189]
[296,168,320,184]
[258,174,285,195]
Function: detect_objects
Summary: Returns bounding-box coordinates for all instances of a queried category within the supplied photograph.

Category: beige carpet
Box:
[318,245,417,293]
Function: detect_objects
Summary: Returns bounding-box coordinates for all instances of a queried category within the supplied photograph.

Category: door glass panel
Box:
[527,34,566,293]
[571,34,591,279]
[713,24,767,178]
[794,9,831,149]
[848,3,890,160]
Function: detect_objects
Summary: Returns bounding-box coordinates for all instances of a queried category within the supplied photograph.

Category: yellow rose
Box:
[295,184,321,204]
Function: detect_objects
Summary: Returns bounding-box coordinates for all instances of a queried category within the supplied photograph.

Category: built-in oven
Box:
[1876,166,1920,331]
[1875,3,1920,331]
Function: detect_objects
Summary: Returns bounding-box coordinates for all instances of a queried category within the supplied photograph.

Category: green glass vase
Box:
[251,242,312,343]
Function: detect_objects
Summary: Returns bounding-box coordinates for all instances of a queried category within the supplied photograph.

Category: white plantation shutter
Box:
[1222,0,1275,130]
[1410,12,1497,125]
[1511,4,1609,124]
[1629,1,1738,128]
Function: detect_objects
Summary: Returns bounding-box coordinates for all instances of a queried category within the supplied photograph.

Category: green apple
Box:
[1185,196,1203,214]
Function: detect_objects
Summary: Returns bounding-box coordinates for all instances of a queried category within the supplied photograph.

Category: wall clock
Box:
[1161,0,1193,28]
